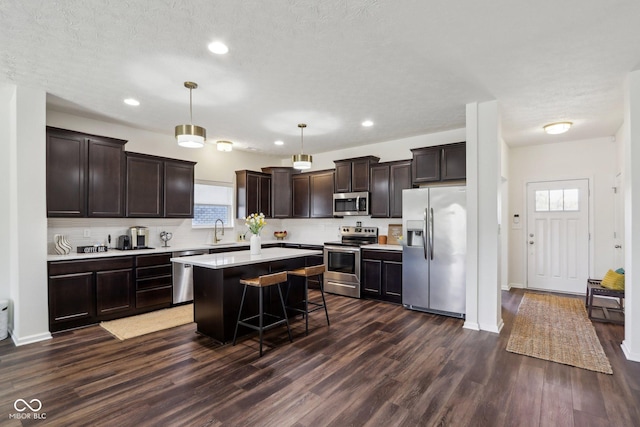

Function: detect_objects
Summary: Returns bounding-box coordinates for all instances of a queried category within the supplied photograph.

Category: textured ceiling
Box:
[1,0,639,155]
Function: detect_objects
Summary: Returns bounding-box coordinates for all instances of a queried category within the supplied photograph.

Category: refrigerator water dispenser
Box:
[406,220,425,247]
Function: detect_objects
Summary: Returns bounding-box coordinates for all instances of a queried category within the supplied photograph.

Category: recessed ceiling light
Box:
[124,98,140,106]
[208,41,229,55]
[362,120,374,127]
[274,140,284,146]
[543,122,572,134]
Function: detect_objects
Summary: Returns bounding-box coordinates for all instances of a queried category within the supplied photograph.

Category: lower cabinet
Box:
[361,249,402,304]
[48,253,174,332]
[48,256,135,332]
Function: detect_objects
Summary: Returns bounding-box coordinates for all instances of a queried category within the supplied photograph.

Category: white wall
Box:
[508,137,617,289]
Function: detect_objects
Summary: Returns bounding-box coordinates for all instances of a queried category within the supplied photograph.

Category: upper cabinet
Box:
[370,160,412,218]
[125,152,196,218]
[411,142,466,185]
[333,156,379,193]
[236,170,271,219]
[46,127,126,218]
[291,170,335,218]
[262,167,293,218]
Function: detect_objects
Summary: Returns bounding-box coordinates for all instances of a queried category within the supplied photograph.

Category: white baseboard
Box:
[501,284,511,291]
[463,321,480,331]
[10,329,52,346]
[479,318,504,334]
[508,283,524,289]
[621,340,640,363]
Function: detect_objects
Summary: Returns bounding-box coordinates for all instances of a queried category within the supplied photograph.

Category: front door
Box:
[526,179,589,293]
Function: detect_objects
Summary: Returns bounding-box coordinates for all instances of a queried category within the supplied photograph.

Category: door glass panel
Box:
[535,190,549,211]
[563,189,579,211]
[549,190,563,211]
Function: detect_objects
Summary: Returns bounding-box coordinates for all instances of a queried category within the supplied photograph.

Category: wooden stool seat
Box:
[233,271,293,357]
[286,264,329,335]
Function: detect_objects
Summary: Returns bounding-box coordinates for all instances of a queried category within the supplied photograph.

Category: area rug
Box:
[506,293,613,374]
[100,304,193,340]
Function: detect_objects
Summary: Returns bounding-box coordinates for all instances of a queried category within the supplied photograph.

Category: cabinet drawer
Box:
[136,275,172,290]
[136,286,172,308]
[136,253,172,267]
[137,264,172,279]
[49,256,134,275]
[362,250,402,262]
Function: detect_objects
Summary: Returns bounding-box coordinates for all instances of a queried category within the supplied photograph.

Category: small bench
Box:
[585,279,624,325]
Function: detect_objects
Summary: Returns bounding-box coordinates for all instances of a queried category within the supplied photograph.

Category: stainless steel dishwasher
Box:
[172,249,209,304]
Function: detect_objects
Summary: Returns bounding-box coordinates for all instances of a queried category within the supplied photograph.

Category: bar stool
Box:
[232,271,293,357]
[286,264,330,335]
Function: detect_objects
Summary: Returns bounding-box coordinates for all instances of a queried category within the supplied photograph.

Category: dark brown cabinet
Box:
[135,254,172,309]
[411,142,466,184]
[370,160,412,218]
[292,174,311,218]
[333,156,379,193]
[46,127,126,218]
[126,153,196,218]
[361,249,402,304]
[290,170,334,218]
[48,256,134,332]
[262,167,293,218]
[236,170,271,219]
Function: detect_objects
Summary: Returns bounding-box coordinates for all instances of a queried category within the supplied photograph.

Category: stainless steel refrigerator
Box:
[402,186,466,318]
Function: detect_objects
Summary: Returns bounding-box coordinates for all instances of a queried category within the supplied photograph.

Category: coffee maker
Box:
[129,226,150,249]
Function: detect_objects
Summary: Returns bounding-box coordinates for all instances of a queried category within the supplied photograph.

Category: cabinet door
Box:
[390,161,412,218]
[164,160,195,218]
[310,171,334,218]
[334,161,351,192]
[48,272,95,330]
[362,259,382,296]
[96,268,134,316]
[441,143,466,181]
[87,138,125,217]
[126,155,163,217]
[351,159,371,192]
[292,175,310,218]
[412,147,440,184]
[270,168,292,218]
[259,175,272,217]
[46,130,86,217]
[370,164,390,218]
[383,261,403,303]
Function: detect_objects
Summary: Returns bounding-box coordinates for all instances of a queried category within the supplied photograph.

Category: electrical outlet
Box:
[83,229,91,238]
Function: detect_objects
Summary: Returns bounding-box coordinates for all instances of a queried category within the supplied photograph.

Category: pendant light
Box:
[175,81,206,148]
[292,123,312,170]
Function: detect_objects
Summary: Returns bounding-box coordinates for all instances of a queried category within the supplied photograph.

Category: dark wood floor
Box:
[1,289,639,426]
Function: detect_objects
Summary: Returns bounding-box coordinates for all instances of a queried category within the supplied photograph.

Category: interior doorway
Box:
[526,179,590,294]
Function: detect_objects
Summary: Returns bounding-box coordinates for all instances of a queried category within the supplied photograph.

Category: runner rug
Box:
[506,293,613,374]
[100,304,193,340]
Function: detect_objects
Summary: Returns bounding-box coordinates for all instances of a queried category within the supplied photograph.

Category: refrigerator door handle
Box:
[422,208,429,260]
[429,207,434,260]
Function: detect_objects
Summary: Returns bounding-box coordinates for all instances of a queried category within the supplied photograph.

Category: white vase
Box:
[250,234,261,255]
[54,234,65,255]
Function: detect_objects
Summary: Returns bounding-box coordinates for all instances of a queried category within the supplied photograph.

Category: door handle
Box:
[615,245,622,249]
[529,241,534,245]
[429,207,434,260]
[422,208,428,260]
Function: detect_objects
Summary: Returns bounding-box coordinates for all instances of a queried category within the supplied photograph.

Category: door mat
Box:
[100,304,193,340]
[506,293,613,374]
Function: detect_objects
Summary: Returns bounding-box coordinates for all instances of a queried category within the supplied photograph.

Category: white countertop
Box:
[170,247,322,269]
[364,244,403,251]
[46,240,323,262]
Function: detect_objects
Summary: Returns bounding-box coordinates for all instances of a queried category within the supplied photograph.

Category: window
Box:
[192,181,234,227]
[535,189,579,212]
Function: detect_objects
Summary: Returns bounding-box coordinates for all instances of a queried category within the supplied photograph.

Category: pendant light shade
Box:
[292,123,312,170]
[175,82,206,148]
[216,140,233,152]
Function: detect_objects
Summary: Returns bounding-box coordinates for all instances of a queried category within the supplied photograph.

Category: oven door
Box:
[323,245,361,298]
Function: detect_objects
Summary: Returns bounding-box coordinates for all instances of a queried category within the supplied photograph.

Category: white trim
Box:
[621,340,640,362]
[501,283,511,291]
[479,318,504,334]
[463,321,480,331]
[509,282,525,289]
[11,330,52,346]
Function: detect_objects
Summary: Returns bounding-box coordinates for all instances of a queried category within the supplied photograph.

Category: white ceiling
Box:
[2,0,639,155]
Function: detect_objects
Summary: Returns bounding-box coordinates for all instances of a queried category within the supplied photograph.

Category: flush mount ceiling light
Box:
[362,120,374,127]
[216,140,233,152]
[543,122,572,135]
[208,41,229,55]
[124,98,140,106]
[175,82,206,148]
[292,123,312,170]
[274,140,284,146]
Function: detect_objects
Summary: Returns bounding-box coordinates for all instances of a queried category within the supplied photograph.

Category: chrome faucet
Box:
[214,219,225,243]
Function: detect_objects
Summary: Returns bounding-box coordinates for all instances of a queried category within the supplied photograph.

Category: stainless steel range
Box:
[324,226,378,298]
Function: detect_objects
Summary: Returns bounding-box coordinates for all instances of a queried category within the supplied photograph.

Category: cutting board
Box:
[387,224,402,245]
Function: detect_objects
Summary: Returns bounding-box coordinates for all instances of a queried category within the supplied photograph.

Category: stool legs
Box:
[232,284,248,346]
[318,273,330,327]
[277,283,293,344]
[286,273,330,336]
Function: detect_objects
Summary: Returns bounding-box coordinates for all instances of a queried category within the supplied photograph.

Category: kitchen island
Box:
[171,247,322,343]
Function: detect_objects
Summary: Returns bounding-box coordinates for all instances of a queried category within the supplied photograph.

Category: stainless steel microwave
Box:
[333,192,369,216]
